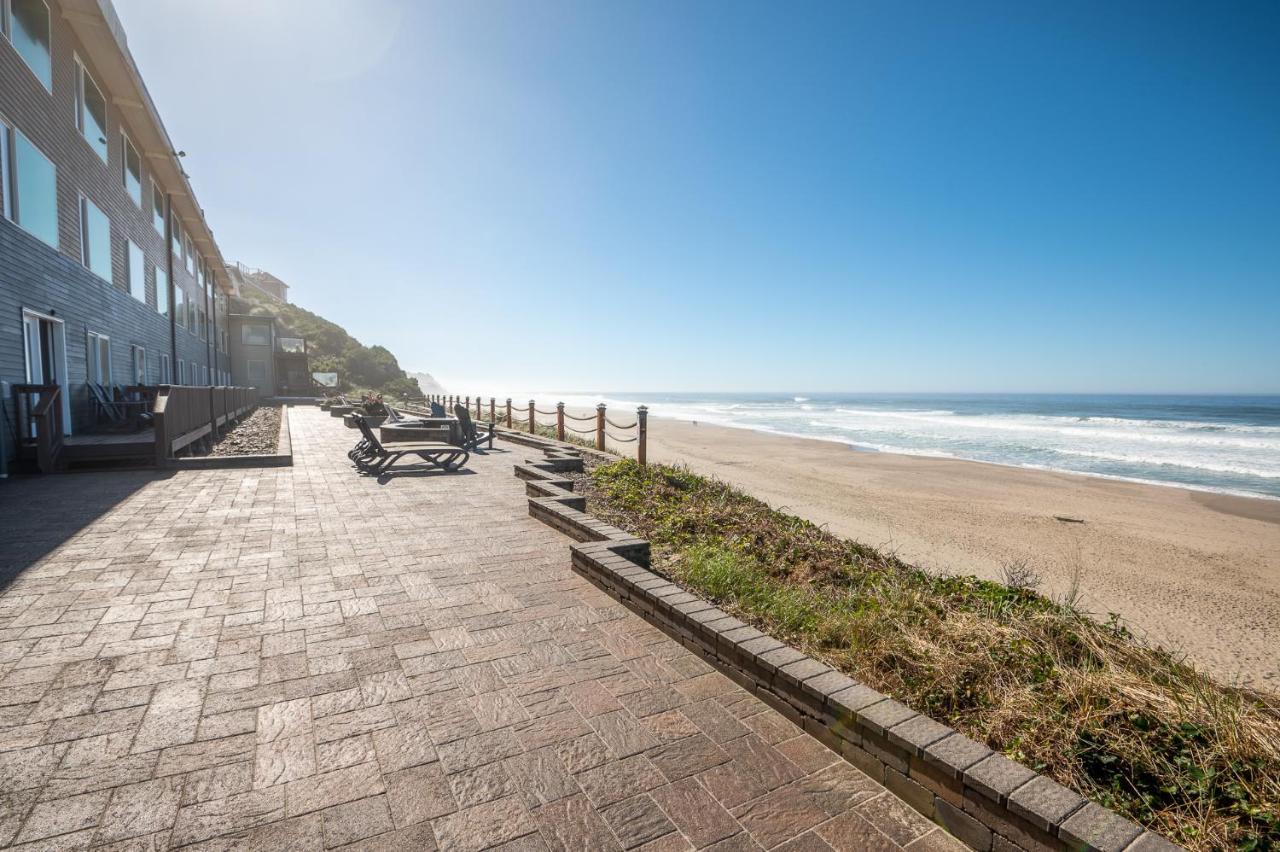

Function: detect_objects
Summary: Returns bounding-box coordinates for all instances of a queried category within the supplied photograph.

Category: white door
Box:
[22,314,44,385]
[21,310,72,436]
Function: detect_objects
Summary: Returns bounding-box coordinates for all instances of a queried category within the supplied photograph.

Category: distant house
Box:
[1,0,232,442]
[228,313,311,397]
[228,262,289,304]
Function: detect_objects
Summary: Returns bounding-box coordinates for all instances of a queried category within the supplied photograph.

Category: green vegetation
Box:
[579,458,1280,851]
[236,289,422,398]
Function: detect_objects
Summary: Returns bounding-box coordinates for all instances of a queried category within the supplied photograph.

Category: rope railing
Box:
[423,394,651,465]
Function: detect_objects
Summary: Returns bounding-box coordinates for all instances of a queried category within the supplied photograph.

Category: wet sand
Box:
[609,415,1280,689]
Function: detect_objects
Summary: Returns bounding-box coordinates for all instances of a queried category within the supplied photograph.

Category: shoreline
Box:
[659,415,1280,504]
[615,412,1280,689]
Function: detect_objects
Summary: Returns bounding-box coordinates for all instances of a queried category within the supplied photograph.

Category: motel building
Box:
[0,0,237,470]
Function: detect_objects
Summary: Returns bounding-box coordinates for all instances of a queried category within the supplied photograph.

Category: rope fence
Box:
[423,394,650,465]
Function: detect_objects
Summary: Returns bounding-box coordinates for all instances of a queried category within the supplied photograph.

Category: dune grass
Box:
[578,458,1279,851]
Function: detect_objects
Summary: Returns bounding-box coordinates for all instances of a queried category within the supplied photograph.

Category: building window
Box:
[174,286,184,327]
[4,0,51,91]
[151,181,164,234]
[246,360,267,386]
[79,196,111,279]
[74,57,108,163]
[177,359,185,385]
[1,121,58,247]
[159,352,170,384]
[122,132,142,207]
[170,214,182,258]
[129,344,145,384]
[127,240,145,302]
[156,266,169,316]
[202,365,209,386]
[241,324,271,346]
[86,331,111,385]
[184,235,195,274]
[187,298,196,333]
[198,307,207,340]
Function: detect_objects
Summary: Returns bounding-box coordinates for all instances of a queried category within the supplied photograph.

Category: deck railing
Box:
[425,395,649,465]
[11,384,64,473]
[153,385,259,465]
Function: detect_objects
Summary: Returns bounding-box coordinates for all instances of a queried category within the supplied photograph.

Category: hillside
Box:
[406,371,446,394]
[234,287,423,398]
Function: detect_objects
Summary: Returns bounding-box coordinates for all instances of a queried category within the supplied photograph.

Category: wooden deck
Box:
[62,429,155,461]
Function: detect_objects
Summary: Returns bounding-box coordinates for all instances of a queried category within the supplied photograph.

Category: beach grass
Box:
[576,458,1280,851]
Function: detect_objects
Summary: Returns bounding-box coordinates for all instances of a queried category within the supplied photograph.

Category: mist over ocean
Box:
[545,393,1280,500]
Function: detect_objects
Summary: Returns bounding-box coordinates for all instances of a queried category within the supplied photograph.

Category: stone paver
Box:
[0,407,961,851]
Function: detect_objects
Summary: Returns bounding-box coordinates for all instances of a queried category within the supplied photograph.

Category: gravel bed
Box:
[208,406,282,456]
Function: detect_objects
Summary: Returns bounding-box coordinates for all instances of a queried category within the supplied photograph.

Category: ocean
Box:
[547,393,1280,500]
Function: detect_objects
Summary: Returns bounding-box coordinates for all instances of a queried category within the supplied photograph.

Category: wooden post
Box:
[489,397,496,422]
[637,406,648,467]
[475,395,481,418]
[464,396,469,412]
[506,398,512,428]
[556,402,565,442]
[528,400,536,434]
[596,404,606,451]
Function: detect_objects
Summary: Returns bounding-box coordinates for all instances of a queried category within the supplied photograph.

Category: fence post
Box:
[528,400,536,434]
[596,404,606,451]
[556,403,565,442]
[489,397,495,423]
[475,396,481,418]
[637,406,648,467]
[506,399,512,428]
[208,386,217,444]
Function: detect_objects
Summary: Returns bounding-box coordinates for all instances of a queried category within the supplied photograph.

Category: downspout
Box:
[164,194,176,382]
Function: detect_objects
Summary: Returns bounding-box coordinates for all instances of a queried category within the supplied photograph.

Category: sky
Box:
[112,0,1280,395]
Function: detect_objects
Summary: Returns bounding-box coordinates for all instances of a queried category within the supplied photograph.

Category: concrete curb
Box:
[509,443,1183,852]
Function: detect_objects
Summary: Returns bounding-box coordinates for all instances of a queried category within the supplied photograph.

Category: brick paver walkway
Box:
[0,407,963,851]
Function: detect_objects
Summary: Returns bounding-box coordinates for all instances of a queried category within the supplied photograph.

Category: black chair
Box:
[453,404,495,451]
[349,413,468,474]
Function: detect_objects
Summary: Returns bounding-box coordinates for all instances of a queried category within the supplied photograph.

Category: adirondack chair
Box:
[452,404,495,451]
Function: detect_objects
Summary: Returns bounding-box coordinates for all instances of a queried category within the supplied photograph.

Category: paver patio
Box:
[0,407,964,851]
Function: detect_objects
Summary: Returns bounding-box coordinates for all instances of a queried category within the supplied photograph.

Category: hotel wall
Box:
[0,0,221,433]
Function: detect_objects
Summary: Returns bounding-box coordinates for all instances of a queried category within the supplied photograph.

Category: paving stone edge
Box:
[506,438,1184,852]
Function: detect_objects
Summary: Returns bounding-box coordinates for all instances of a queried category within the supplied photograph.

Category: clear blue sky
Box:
[114,0,1279,394]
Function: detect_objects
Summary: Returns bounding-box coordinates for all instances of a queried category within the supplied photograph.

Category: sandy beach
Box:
[606,415,1280,689]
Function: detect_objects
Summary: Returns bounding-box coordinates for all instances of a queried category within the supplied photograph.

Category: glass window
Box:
[86,331,111,385]
[184,235,194,274]
[130,345,145,384]
[122,133,142,206]
[0,119,8,221]
[170,215,182,257]
[3,125,58,247]
[174,285,184,325]
[198,308,207,340]
[79,196,111,279]
[75,58,108,163]
[159,353,170,384]
[151,181,164,234]
[155,266,169,316]
[177,359,184,385]
[242,324,271,346]
[10,0,51,91]
[127,240,145,302]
